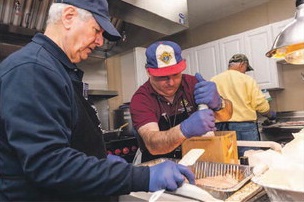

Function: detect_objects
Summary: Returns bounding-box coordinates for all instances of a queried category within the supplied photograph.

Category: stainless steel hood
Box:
[0,0,188,59]
[109,0,188,36]
[94,0,189,58]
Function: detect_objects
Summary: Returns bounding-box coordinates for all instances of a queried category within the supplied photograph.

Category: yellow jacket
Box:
[211,70,270,122]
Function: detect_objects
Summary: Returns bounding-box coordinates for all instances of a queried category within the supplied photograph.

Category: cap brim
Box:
[93,14,121,41]
[147,60,186,76]
[246,64,254,72]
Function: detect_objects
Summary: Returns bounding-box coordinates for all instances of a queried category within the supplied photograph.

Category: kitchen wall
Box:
[269,63,304,112]
[106,54,124,128]
[107,0,302,127]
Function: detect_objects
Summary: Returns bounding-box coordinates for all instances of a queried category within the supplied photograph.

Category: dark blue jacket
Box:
[0,33,149,201]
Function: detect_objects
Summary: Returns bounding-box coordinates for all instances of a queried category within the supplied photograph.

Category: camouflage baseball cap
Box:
[229,54,254,71]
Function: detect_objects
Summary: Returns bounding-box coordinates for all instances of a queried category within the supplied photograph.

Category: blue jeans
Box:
[215,122,260,158]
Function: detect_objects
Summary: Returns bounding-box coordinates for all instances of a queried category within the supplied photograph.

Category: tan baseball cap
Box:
[229,54,254,71]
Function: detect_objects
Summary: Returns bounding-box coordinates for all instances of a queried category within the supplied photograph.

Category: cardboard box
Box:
[182,131,238,164]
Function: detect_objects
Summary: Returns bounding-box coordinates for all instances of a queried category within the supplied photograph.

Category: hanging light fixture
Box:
[266,0,304,64]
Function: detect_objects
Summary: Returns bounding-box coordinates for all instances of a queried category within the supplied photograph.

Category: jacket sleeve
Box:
[1,63,149,197]
[247,78,270,114]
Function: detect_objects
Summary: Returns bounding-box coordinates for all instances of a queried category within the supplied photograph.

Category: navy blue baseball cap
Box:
[55,0,121,41]
[145,41,186,77]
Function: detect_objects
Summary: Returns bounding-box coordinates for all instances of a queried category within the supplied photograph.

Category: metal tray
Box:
[193,161,253,191]
[262,187,304,201]
[191,161,253,200]
[139,158,254,200]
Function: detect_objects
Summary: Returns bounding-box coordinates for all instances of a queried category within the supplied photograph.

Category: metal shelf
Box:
[88,89,118,99]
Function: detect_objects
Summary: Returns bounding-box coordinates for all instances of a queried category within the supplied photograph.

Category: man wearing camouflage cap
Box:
[211,54,276,157]
[229,54,254,71]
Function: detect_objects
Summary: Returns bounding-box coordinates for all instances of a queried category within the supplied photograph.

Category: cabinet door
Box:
[244,26,282,89]
[193,41,221,80]
[121,47,147,103]
[133,47,148,88]
[182,48,196,75]
[219,33,245,72]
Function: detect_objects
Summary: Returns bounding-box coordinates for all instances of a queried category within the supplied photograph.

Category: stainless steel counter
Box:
[259,111,304,144]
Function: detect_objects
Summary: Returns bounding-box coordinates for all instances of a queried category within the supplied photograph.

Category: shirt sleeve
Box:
[130,89,159,130]
[1,63,149,197]
[247,78,270,114]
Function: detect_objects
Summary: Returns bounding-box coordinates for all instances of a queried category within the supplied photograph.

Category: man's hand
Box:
[194,73,221,110]
[180,109,216,138]
[267,111,276,120]
[149,160,195,192]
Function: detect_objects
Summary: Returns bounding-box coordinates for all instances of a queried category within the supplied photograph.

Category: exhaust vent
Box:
[0,0,189,59]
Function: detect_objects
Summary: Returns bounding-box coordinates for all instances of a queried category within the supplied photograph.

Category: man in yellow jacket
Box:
[211,54,276,157]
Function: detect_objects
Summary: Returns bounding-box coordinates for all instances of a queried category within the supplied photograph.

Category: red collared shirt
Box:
[130,74,198,130]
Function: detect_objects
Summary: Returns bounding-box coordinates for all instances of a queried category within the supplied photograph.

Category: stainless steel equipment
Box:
[0,0,188,59]
[260,111,304,145]
[113,104,134,137]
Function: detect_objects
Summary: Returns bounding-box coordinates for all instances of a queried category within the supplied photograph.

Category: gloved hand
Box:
[267,111,276,120]
[194,73,221,110]
[107,154,127,163]
[180,109,216,138]
[149,161,195,192]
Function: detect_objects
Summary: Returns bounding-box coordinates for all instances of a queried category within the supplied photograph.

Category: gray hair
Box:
[46,3,93,25]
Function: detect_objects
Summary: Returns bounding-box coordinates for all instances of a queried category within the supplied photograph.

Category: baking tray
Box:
[192,161,254,200]
[139,158,254,200]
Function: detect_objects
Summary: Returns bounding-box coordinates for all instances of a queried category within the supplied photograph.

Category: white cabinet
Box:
[120,47,147,103]
[193,41,221,80]
[181,48,196,75]
[244,26,282,89]
[219,33,245,72]
[183,42,221,80]
[181,19,288,89]
[182,43,222,79]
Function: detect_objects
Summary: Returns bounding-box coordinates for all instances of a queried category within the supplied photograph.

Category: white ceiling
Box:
[187,0,270,29]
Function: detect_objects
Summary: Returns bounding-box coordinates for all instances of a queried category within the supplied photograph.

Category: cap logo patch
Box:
[159,51,172,64]
[155,44,177,68]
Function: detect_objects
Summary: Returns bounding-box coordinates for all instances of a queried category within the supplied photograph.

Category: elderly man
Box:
[0,1,195,201]
[211,54,276,157]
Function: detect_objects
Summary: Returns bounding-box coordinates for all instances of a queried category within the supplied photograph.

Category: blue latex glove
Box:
[149,161,195,192]
[180,109,216,138]
[107,154,127,163]
[194,73,221,110]
[267,111,276,120]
